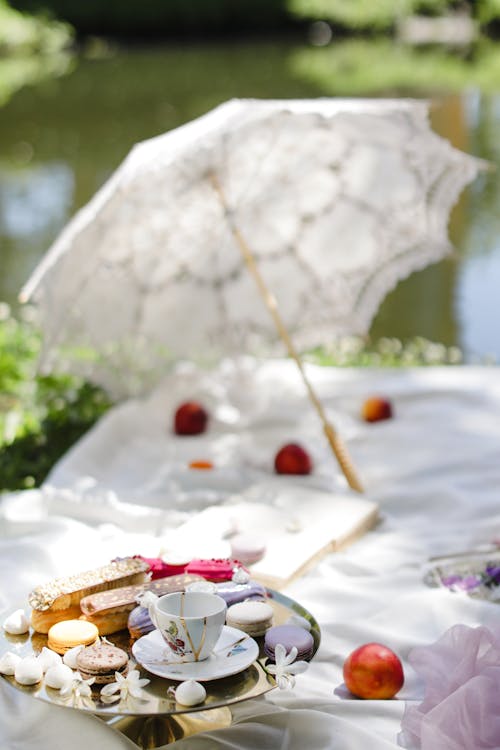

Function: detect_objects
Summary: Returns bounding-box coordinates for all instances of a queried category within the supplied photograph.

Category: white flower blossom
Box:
[136,591,158,609]
[265,644,308,690]
[59,672,95,708]
[100,669,150,704]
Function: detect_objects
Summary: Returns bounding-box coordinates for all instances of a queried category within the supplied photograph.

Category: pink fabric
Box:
[401,625,500,749]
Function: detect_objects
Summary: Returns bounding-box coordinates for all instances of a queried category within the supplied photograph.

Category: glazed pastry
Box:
[29,557,150,614]
[229,534,266,566]
[76,641,129,684]
[264,625,314,662]
[185,559,249,582]
[225,601,274,637]
[79,573,202,617]
[30,605,83,635]
[214,580,267,607]
[47,619,99,654]
[79,610,130,636]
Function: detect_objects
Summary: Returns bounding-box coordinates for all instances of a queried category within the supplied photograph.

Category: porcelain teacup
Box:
[151,591,227,662]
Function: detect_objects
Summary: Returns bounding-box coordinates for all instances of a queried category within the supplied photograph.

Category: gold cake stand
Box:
[1,588,320,748]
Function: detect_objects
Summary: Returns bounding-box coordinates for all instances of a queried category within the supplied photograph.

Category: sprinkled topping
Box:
[28,558,149,611]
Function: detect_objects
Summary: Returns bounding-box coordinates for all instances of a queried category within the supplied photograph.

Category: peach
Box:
[274,443,313,475]
[174,401,208,435]
[343,642,404,699]
[361,396,393,423]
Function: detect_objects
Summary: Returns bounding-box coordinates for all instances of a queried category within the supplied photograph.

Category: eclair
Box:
[29,558,150,634]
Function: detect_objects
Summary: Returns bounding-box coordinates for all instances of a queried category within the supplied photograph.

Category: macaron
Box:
[264,624,314,662]
[47,620,99,654]
[226,600,273,637]
[76,641,129,684]
[229,534,266,566]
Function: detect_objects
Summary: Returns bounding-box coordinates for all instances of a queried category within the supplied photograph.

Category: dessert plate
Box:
[132,625,259,681]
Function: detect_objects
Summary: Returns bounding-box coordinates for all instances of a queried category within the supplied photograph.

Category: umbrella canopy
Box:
[22,98,481,398]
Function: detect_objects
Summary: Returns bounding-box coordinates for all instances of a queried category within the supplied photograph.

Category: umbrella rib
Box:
[209,172,364,494]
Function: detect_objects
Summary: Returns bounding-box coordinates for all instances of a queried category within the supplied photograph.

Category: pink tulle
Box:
[400,624,500,749]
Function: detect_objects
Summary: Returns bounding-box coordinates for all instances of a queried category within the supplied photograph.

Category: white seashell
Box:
[0,651,22,675]
[15,657,43,685]
[45,664,74,690]
[3,609,30,635]
[286,614,312,632]
[186,581,217,594]
[62,645,84,669]
[173,680,206,707]
[37,647,62,673]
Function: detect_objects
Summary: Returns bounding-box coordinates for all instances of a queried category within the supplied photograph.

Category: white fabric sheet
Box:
[1,360,500,750]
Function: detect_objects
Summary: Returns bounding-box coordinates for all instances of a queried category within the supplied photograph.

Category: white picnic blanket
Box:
[1,359,500,750]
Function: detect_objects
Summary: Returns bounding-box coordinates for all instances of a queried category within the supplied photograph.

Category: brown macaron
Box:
[76,641,129,684]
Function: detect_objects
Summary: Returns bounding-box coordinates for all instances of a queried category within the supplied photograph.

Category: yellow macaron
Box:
[47,619,99,654]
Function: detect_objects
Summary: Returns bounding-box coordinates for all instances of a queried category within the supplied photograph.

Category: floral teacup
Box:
[151,591,227,662]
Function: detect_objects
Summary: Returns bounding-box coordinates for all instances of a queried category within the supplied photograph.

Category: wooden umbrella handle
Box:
[210,173,364,493]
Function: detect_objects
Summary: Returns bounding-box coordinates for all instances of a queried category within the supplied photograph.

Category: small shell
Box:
[0,651,22,676]
[37,647,62,673]
[3,609,30,635]
[45,663,74,690]
[62,645,84,669]
[15,657,43,685]
[173,679,206,707]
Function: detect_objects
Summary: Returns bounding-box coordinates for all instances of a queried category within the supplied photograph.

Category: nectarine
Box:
[361,397,393,423]
[274,443,313,475]
[343,642,404,699]
[174,401,208,435]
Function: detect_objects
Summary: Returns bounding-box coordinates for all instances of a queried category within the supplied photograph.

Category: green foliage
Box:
[288,0,457,31]
[0,306,111,491]
[291,38,500,95]
[0,0,71,55]
[0,0,73,106]
[306,336,464,367]
[0,303,467,492]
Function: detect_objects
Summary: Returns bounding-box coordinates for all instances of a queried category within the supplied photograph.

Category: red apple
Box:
[361,396,393,423]
[343,642,404,699]
[174,401,208,435]
[274,443,313,475]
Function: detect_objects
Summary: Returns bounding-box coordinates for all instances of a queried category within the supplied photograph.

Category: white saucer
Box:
[132,626,259,682]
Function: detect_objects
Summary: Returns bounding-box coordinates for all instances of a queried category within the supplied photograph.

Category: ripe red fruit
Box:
[174,401,208,436]
[274,443,313,475]
[361,397,393,423]
[343,642,404,699]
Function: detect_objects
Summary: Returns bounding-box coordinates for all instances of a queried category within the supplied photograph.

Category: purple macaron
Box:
[264,624,314,662]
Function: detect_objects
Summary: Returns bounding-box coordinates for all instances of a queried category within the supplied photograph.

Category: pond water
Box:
[0,41,499,361]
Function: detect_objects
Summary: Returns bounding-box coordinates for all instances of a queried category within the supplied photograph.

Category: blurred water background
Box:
[1,3,500,362]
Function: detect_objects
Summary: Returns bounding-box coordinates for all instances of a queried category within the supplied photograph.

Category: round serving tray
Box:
[1,588,320,747]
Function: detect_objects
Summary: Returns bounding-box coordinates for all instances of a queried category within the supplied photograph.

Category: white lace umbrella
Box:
[21,98,482,491]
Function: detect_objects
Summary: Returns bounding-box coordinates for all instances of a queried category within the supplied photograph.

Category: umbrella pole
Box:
[210,174,364,494]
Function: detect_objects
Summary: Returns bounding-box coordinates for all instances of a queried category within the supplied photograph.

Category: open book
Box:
[166,486,379,589]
